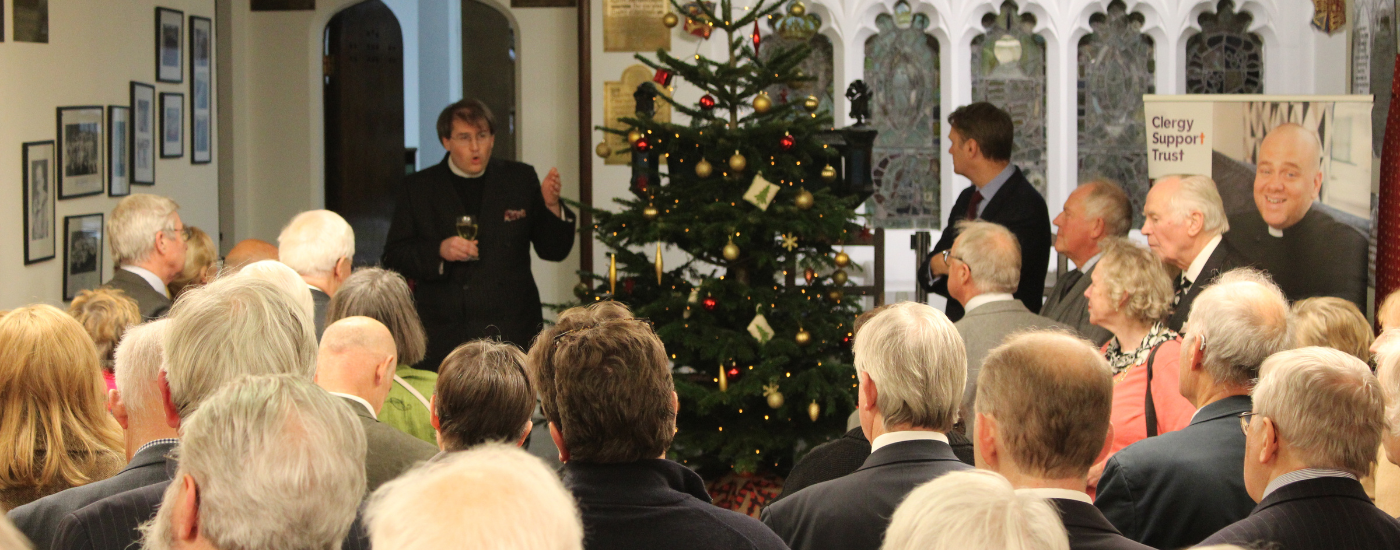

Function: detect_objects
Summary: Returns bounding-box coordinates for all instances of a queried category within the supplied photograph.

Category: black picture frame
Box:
[63,213,104,301]
[56,105,106,199]
[22,140,56,265]
[190,15,213,164]
[108,106,131,197]
[160,92,184,159]
[130,81,156,185]
[156,7,184,83]
[1,0,6,43]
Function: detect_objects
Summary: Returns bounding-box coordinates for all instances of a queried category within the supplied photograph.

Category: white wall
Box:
[0,0,218,309]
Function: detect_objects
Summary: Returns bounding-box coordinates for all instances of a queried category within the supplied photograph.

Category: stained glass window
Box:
[864,3,941,229]
[1185,0,1263,94]
[1077,0,1154,228]
[1353,0,1395,157]
[970,2,1048,197]
[763,4,835,114]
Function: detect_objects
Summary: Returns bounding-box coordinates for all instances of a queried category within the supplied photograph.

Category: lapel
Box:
[1181,240,1233,305]
[855,439,962,472]
[977,166,1024,222]
[1044,264,1091,315]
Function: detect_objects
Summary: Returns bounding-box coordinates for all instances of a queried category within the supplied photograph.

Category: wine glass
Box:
[455,215,478,241]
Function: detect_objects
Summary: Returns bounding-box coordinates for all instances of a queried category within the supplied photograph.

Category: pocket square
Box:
[504,209,527,222]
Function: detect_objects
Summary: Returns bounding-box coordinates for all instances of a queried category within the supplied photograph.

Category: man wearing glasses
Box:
[103,194,188,320]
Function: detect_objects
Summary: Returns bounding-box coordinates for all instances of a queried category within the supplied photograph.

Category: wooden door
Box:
[462,0,517,161]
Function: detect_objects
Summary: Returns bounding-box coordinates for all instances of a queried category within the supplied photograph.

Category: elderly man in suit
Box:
[1201,347,1400,549]
[947,220,1066,438]
[315,317,437,490]
[917,102,1051,322]
[8,320,178,550]
[762,301,972,550]
[1094,269,1293,549]
[278,210,355,339]
[1042,180,1130,346]
[975,331,1150,550]
[1140,174,1248,332]
[101,194,187,320]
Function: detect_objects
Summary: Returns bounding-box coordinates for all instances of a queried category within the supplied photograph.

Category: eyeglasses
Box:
[941,249,971,274]
[552,317,656,344]
[1238,411,1258,434]
[162,227,191,243]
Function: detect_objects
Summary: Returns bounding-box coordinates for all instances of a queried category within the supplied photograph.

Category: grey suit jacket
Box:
[955,300,1068,434]
[101,269,171,321]
[311,287,330,341]
[1040,265,1112,347]
[9,441,176,550]
[338,396,437,492]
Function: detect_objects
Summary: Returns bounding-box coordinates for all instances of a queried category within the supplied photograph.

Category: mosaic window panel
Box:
[864,4,941,229]
[1185,0,1262,94]
[762,5,836,114]
[1077,0,1154,228]
[1352,0,1395,157]
[971,1,1048,197]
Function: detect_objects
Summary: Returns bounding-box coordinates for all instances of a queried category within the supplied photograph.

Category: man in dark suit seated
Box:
[974,330,1149,550]
[102,194,188,320]
[528,302,787,550]
[917,102,1051,322]
[315,317,437,491]
[432,340,535,452]
[1140,174,1249,332]
[278,210,356,340]
[8,320,178,550]
[137,375,366,550]
[762,301,972,550]
[1042,179,1131,346]
[1201,347,1400,549]
[1094,269,1293,550]
[1222,123,1370,310]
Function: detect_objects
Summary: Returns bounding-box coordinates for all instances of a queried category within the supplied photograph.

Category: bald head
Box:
[316,317,398,413]
[225,239,279,273]
[1254,123,1324,230]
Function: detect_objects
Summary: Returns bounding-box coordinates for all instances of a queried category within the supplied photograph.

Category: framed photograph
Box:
[56,106,105,199]
[22,141,56,265]
[156,7,184,83]
[190,15,213,164]
[130,82,156,185]
[63,213,104,301]
[108,106,131,196]
[160,93,184,159]
[14,0,47,43]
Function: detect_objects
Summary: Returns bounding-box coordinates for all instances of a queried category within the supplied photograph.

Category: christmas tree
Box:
[573,0,870,476]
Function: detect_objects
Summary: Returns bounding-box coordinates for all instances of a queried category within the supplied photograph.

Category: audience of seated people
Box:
[432,340,535,451]
[66,288,141,391]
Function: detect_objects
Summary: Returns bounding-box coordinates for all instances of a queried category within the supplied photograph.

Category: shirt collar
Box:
[1267,226,1284,238]
[135,438,180,456]
[447,157,486,179]
[964,293,1016,314]
[1077,251,1103,272]
[977,163,1016,200]
[1184,234,1224,284]
[1015,487,1093,505]
[329,392,377,419]
[121,265,171,298]
[870,430,948,453]
[1262,468,1357,500]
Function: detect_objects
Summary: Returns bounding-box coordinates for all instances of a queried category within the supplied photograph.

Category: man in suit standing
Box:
[974,331,1150,550]
[917,102,1051,322]
[762,302,972,550]
[315,317,437,491]
[383,99,575,369]
[1140,174,1248,332]
[278,210,355,340]
[947,220,1066,437]
[102,194,187,320]
[1094,269,1293,550]
[9,320,178,550]
[1042,180,1130,346]
[1223,123,1370,310]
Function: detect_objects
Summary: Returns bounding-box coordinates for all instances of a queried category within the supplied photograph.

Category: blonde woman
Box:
[168,226,218,299]
[0,305,124,509]
[67,288,142,391]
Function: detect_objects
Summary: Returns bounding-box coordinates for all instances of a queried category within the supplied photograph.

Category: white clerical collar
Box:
[870,430,948,453]
[1184,234,1223,285]
[1262,468,1356,500]
[120,265,170,298]
[1015,487,1093,505]
[1267,226,1284,238]
[329,392,377,419]
[965,293,1015,314]
[448,158,485,179]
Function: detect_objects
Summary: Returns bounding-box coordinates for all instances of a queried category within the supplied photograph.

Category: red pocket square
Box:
[504,209,527,222]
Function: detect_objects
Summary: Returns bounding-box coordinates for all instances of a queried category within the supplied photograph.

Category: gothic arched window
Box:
[971,1,1048,196]
[1185,0,1263,94]
[762,3,836,114]
[1077,0,1155,227]
[864,2,941,229]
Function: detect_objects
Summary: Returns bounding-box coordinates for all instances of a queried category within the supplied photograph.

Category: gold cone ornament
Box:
[655,243,664,284]
[808,400,820,421]
[719,364,728,392]
[608,254,617,295]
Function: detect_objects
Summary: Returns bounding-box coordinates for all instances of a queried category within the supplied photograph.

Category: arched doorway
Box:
[463,0,517,161]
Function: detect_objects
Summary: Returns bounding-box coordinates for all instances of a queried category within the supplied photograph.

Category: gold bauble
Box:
[573,281,590,299]
[728,151,748,173]
[821,164,837,182]
[808,400,820,422]
[723,242,741,261]
[753,93,772,114]
[662,12,679,27]
[789,1,806,16]
[795,328,812,346]
[595,142,612,158]
[795,188,814,210]
[767,391,785,409]
[832,270,848,285]
[834,251,850,268]
[642,205,659,220]
[627,129,644,144]
[695,158,714,178]
[803,95,819,112]
[827,289,844,302]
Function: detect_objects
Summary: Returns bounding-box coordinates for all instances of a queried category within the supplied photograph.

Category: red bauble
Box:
[699,94,716,110]
[633,175,649,194]
[726,366,742,380]
[779,134,796,151]
[653,69,673,87]
[634,138,650,152]
[702,296,718,311]
[623,277,636,295]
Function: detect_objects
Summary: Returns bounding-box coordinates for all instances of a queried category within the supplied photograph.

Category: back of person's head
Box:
[852,301,965,431]
[528,301,635,426]
[0,305,123,489]
[1080,179,1132,238]
[947,102,1014,162]
[235,260,316,326]
[976,331,1112,479]
[278,211,355,278]
[223,239,279,273]
[165,275,318,419]
[113,320,171,427]
[881,470,1069,550]
[1094,237,1173,324]
[1290,297,1373,363]
[436,340,534,450]
[139,375,365,550]
[366,444,581,550]
[169,226,217,298]
[1255,347,1384,478]
[325,268,428,366]
[68,287,142,369]
[109,194,180,265]
[953,220,1020,294]
[1184,268,1292,386]
[0,514,33,550]
[1161,174,1230,235]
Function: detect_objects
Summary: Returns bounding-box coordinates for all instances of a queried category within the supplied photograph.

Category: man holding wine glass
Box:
[384,99,576,371]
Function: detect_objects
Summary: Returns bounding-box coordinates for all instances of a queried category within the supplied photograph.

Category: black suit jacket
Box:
[774,428,975,503]
[101,269,171,321]
[1051,498,1151,550]
[311,287,330,341]
[1040,264,1112,346]
[761,439,972,550]
[382,156,575,368]
[1200,476,1400,550]
[338,396,437,492]
[1166,238,1250,333]
[916,167,1051,321]
[1224,204,1370,311]
[1094,395,1255,550]
[9,441,176,550]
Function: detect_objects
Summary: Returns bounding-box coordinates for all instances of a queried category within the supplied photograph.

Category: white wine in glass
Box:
[455,215,478,241]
